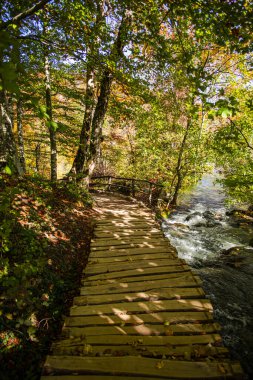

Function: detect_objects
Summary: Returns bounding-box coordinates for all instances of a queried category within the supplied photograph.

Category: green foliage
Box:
[212,85,253,204]
[0,175,94,379]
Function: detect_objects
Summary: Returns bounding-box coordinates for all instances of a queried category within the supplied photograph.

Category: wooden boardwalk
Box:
[41,194,244,379]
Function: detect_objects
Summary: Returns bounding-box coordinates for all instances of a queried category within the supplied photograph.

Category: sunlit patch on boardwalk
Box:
[41,194,244,379]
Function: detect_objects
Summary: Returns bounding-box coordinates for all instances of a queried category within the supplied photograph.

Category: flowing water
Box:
[162,174,253,378]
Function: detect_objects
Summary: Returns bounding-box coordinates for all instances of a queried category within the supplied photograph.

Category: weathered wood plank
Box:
[80,275,202,295]
[53,333,223,347]
[51,343,229,360]
[91,244,173,252]
[86,265,190,281]
[74,288,205,305]
[91,237,169,248]
[70,299,213,317]
[89,247,177,258]
[82,272,194,286]
[84,259,186,276]
[64,311,214,327]
[44,355,243,378]
[95,225,161,232]
[62,323,221,339]
[87,252,175,264]
[97,217,153,223]
[95,230,163,239]
[96,220,156,227]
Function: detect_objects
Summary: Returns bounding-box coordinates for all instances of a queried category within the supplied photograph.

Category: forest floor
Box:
[0,175,96,380]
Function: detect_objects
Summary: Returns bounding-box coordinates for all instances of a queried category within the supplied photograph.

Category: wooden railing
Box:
[89,175,165,207]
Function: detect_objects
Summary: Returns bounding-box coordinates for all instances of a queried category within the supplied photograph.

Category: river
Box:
[161,174,253,378]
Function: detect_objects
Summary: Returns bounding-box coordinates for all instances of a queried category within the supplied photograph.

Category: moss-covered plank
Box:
[44,355,243,378]
[70,298,213,317]
[74,288,205,305]
[80,275,202,296]
[64,311,214,327]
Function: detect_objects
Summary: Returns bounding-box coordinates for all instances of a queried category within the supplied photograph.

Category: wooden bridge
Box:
[41,193,244,379]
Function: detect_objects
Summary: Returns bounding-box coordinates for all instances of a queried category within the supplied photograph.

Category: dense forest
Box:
[0,0,253,379]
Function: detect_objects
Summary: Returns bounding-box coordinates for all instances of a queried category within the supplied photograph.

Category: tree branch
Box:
[229,118,253,151]
[0,0,52,31]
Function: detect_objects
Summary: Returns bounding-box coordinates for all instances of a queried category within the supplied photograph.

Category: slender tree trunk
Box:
[17,98,26,173]
[0,84,23,175]
[169,120,191,206]
[44,51,57,182]
[0,89,5,169]
[71,66,96,176]
[35,143,41,173]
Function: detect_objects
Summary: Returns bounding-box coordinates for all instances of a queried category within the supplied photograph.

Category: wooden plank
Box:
[96,220,156,227]
[95,225,161,232]
[91,244,174,253]
[91,237,169,247]
[95,230,163,238]
[80,276,202,295]
[84,264,188,278]
[86,257,184,270]
[51,344,229,360]
[84,259,185,276]
[87,252,176,264]
[89,247,177,258]
[73,288,205,305]
[82,272,194,286]
[64,311,214,327]
[69,299,213,317]
[44,355,243,378]
[62,323,221,338]
[97,217,153,223]
[53,333,223,347]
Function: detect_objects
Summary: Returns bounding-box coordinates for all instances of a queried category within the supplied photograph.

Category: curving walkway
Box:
[41,193,244,379]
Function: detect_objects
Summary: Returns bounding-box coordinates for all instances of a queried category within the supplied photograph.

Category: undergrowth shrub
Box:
[0,175,94,380]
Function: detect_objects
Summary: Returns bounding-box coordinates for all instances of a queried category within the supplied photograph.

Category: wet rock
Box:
[203,210,214,219]
[171,223,190,230]
[200,210,221,227]
[219,246,253,271]
[226,209,241,216]
[185,212,202,222]
[194,222,206,228]
[220,246,242,256]
[226,209,253,227]
[206,220,221,228]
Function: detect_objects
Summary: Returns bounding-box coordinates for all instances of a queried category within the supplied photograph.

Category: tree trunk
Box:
[0,87,23,175]
[83,69,113,183]
[35,143,41,173]
[44,52,57,182]
[17,98,26,173]
[70,67,96,177]
[169,120,191,207]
